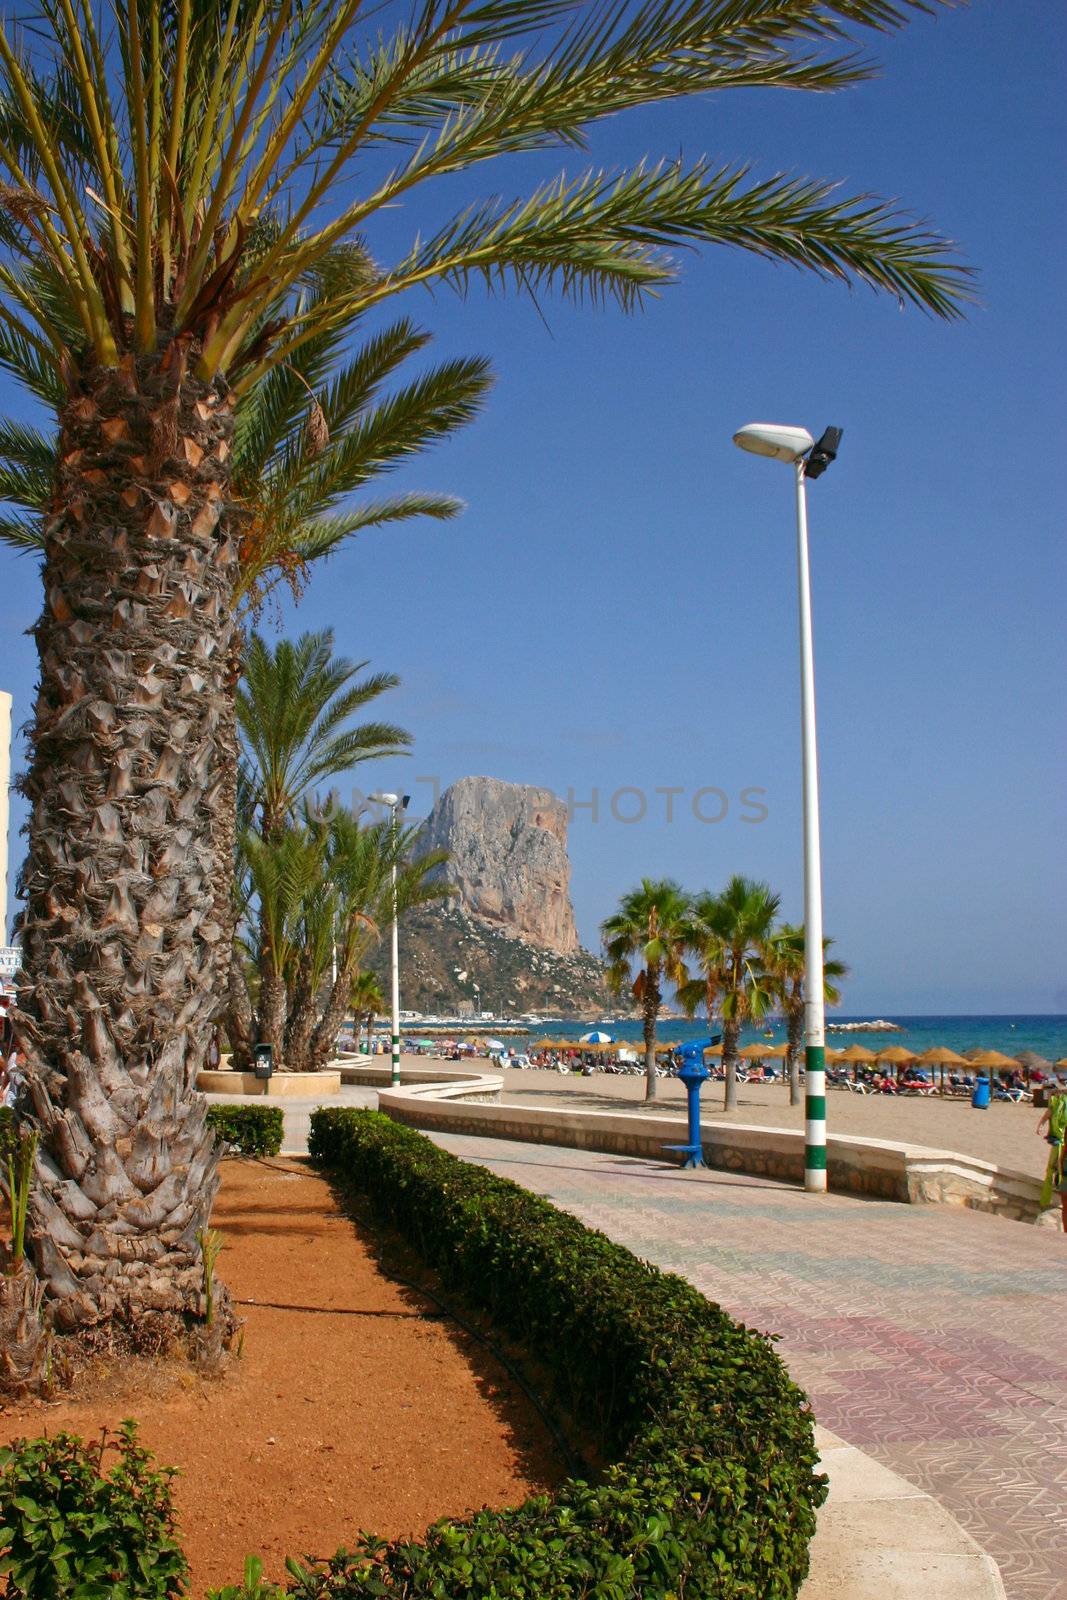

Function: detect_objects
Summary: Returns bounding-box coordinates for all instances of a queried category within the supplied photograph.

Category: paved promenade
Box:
[423,1129,1067,1600]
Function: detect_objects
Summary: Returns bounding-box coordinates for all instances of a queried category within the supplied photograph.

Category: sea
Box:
[523,1015,1067,1062]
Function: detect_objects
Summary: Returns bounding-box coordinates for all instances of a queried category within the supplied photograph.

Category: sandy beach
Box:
[499,1067,1051,1178]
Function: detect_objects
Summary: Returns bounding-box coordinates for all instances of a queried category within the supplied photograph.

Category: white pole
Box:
[390,806,401,1088]
[794,461,827,1192]
[0,690,11,948]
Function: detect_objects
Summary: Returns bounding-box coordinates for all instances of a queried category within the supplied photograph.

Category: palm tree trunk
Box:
[15,346,238,1345]
[212,630,243,1013]
[282,947,319,1072]
[723,1018,741,1111]
[308,969,352,1071]
[225,945,255,1071]
[642,967,661,1104]
[788,1005,803,1107]
[259,961,287,1067]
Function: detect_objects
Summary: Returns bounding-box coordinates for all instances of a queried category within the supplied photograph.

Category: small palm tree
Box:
[602,880,691,1103]
[680,876,780,1111]
[232,628,412,1064]
[767,925,848,1106]
[242,808,447,1070]
[350,972,386,1055]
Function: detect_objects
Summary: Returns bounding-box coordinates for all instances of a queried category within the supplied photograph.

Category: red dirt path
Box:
[0,1159,562,1593]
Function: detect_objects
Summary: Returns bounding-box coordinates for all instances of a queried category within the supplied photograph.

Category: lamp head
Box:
[368,791,399,806]
[803,426,843,480]
[732,423,815,464]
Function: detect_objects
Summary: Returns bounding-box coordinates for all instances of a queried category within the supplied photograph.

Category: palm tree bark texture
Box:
[17,343,238,1344]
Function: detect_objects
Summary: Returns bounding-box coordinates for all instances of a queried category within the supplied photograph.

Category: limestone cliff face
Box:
[421,777,580,954]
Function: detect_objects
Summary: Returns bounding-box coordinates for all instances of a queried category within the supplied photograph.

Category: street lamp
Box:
[732,422,843,1194]
[367,791,411,1087]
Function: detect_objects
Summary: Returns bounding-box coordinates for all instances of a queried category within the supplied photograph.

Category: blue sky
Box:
[1,2,1064,1013]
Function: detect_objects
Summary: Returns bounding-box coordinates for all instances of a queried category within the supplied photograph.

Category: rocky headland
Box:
[369,776,610,1016]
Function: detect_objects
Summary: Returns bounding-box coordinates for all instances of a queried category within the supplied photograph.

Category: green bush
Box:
[256,1107,824,1599]
[0,1421,187,1599]
[206,1105,284,1158]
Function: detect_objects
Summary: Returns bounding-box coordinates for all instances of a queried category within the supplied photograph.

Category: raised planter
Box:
[197,1069,341,1097]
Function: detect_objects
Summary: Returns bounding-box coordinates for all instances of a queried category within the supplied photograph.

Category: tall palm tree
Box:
[767,924,848,1107]
[602,879,690,1103]
[680,876,780,1111]
[2,0,970,1347]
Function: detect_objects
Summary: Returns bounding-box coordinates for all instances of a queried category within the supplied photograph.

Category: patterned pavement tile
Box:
[427,1131,1067,1600]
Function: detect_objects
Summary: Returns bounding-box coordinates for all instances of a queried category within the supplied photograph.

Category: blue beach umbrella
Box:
[580,1030,615,1044]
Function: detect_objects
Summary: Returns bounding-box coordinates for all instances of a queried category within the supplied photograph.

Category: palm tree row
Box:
[602,876,847,1107]
[0,0,967,1349]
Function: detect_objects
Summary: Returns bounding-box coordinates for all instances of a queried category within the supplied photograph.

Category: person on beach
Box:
[2,1045,23,1110]
[1036,1091,1067,1227]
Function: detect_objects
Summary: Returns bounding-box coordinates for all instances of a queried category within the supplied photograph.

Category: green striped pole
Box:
[369,792,405,1089]
[389,846,401,1089]
[795,460,828,1193]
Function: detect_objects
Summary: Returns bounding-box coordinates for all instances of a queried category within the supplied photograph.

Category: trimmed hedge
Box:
[206,1104,284,1158]
[270,1107,826,1599]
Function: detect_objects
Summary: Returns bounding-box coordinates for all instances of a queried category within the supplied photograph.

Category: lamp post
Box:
[368,791,411,1088]
[732,423,842,1194]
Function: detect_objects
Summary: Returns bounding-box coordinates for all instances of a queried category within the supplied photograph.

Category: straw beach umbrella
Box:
[836,1042,876,1089]
[967,1049,1018,1067]
[876,1043,917,1089]
[968,1048,1022,1092]
[917,1045,969,1095]
[1015,1051,1053,1091]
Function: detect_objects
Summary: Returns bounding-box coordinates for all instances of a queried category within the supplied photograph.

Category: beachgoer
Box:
[3,1046,23,1110]
[1036,1091,1067,1228]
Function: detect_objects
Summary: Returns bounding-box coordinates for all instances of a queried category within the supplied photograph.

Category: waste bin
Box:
[971,1075,990,1110]
[253,1042,274,1081]
[1033,1085,1048,1109]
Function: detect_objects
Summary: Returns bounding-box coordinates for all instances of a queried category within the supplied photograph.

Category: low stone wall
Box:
[198,1069,341,1098]
[337,1063,494,1094]
[376,1074,1051,1224]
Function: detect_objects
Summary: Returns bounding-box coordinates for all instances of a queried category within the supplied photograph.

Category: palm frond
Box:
[0,511,43,552]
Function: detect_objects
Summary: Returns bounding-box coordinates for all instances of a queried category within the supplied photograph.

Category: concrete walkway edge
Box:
[806,1426,1006,1599]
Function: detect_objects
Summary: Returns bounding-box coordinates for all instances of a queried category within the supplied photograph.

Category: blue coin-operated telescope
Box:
[663,1036,721,1169]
